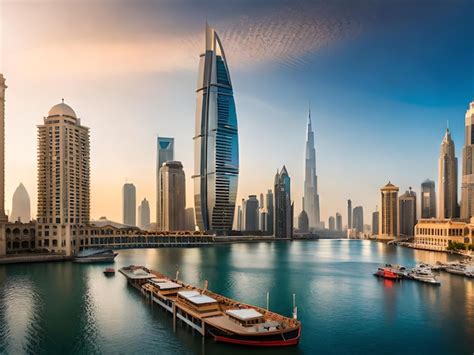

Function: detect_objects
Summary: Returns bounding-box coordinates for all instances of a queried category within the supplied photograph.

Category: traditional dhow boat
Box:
[73,248,118,263]
[119,265,301,347]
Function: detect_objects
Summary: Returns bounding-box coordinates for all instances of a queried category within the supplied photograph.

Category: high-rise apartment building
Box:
[11,183,31,223]
[244,195,259,231]
[421,179,436,218]
[335,212,342,231]
[438,129,458,218]
[353,206,364,234]
[193,24,239,234]
[266,189,274,235]
[159,161,185,231]
[347,199,352,229]
[328,216,335,231]
[372,210,379,235]
[304,107,320,229]
[274,166,293,238]
[379,182,399,239]
[399,188,416,237]
[138,198,150,230]
[156,136,174,228]
[461,99,474,219]
[123,183,136,226]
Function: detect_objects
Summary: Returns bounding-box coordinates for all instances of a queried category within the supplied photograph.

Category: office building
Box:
[347,199,352,229]
[274,166,293,238]
[156,136,174,228]
[123,183,136,226]
[372,210,379,235]
[159,161,186,231]
[353,206,364,234]
[328,216,335,231]
[304,106,320,229]
[266,189,274,235]
[399,188,416,237]
[335,212,342,231]
[138,198,150,230]
[438,128,458,218]
[421,179,436,218]
[185,207,196,231]
[461,99,474,219]
[11,183,31,223]
[379,182,399,239]
[244,195,259,231]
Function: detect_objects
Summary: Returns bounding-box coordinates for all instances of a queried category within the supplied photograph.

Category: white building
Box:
[11,183,31,223]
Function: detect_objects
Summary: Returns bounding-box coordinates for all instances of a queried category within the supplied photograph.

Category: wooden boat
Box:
[119,265,301,347]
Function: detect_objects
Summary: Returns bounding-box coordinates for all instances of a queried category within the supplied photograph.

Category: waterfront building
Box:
[159,161,186,231]
[379,182,399,240]
[352,206,364,234]
[266,189,274,235]
[241,198,246,231]
[328,216,335,231]
[274,166,293,238]
[335,212,342,231]
[244,195,259,232]
[304,106,321,229]
[461,99,474,219]
[156,136,174,229]
[399,188,416,237]
[414,218,474,251]
[193,24,239,234]
[0,75,7,256]
[372,210,379,235]
[123,183,136,226]
[347,199,352,229]
[185,207,196,231]
[11,183,31,223]
[236,205,242,231]
[298,198,309,233]
[259,208,268,232]
[438,128,458,218]
[138,198,150,230]
[421,179,436,218]
[36,101,90,255]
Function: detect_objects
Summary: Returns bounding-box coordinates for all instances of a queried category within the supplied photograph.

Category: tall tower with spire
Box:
[461,99,474,220]
[438,128,458,218]
[304,105,320,229]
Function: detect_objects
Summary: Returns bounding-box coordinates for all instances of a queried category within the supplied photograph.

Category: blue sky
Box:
[1,0,473,226]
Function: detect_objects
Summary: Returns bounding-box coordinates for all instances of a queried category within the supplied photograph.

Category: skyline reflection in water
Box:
[0,240,472,355]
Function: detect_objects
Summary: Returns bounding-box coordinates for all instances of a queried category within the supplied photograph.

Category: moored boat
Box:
[73,248,118,263]
[374,267,399,280]
[103,268,115,276]
[409,265,440,285]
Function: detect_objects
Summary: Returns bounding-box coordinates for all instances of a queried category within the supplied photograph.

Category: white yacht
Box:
[410,264,440,285]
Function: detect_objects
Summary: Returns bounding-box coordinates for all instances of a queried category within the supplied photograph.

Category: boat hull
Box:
[208,325,300,347]
[73,253,118,263]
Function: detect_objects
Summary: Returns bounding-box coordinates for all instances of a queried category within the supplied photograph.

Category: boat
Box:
[374,267,399,280]
[103,268,115,276]
[409,265,440,285]
[445,264,466,276]
[73,248,118,263]
[385,264,409,278]
[120,265,301,347]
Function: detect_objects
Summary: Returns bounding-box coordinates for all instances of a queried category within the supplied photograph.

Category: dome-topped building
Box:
[47,100,77,119]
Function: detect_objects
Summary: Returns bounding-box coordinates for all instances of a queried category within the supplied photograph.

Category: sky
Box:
[1,0,474,227]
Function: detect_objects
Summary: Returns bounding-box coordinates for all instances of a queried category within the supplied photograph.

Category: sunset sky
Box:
[1,0,474,226]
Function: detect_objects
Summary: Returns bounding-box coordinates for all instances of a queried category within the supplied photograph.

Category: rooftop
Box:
[226,308,264,321]
[178,290,217,304]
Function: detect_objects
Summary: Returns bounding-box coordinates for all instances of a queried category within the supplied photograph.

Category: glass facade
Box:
[193,25,239,234]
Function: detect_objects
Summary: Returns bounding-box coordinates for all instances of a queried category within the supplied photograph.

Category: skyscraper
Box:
[123,183,136,226]
[38,101,90,225]
[274,166,293,238]
[138,198,150,230]
[156,136,174,229]
[335,212,342,231]
[193,24,239,234]
[304,106,320,229]
[461,99,474,219]
[185,207,196,231]
[266,189,274,235]
[372,210,379,235]
[0,75,7,223]
[438,128,458,218]
[11,183,31,223]
[379,182,399,239]
[236,205,243,231]
[421,179,436,218]
[347,199,352,229]
[159,161,186,231]
[353,206,364,234]
[244,195,259,231]
[259,208,268,232]
[328,216,335,231]
[399,188,416,237]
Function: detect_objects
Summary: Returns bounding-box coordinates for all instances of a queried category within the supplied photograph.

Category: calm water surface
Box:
[0,240,473,354]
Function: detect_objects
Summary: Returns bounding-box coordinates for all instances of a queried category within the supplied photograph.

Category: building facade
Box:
[304,107,321,229]
[138,198,150,230]
[335,212,342,231]
[244,195,259,231]
[347,199,352,229]
[185,207,196,231]
[352,206,364,234]
[461,99,474,220]
[399,188,416,237]
[379,182,399,240]
[156,136,174,228]
[193,24,239,234]
[123,183,136,226]
[159,161,186,231]
[438,128,458,219]
[372,210,379,235]
[266,189,274,235]
[0,75,7,256]
[421,179,436,218]
[414,219,474,251]
[274,166,293,238]
[328,216,335,231]
[11,183,31,223]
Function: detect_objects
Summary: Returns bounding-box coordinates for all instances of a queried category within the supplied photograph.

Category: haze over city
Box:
[1,0,473,225]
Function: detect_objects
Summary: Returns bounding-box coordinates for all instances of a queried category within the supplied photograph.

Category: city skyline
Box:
[1,1,474,227]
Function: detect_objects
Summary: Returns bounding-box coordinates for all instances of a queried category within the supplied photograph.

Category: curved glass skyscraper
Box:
[193,24,239,234]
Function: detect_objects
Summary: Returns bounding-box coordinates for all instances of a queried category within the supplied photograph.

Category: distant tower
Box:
[399,188,416,237]
[328,216,335,231]
[421,179,436,218]
[461,99,474,219]
[0,74,7,223]
[123,183,136,226]
[438,128,458,218]
[185,207,196,231]
[298,197,309,233]
[138,198,150,230]
[156,136,174,229]
[274,166,293,238]
[236,205,243,231]
[266,189,274,235]
[259,208,268,232]
[372,210,379,235]
[335,212,342,231]
[304,106,320,229]
[159,161,186,231]
[347,199,352,229]
[379,182,399,239]
[353,206,364,234]
[244,195,259,231]
[11,183,31,223]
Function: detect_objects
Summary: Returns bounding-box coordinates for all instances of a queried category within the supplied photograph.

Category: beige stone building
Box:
[36,101,90,255]
[438,128,458,218]
[414,218,474,251]
[378,182,399,240]
[461,99,474,219]
[158,161,186,231]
